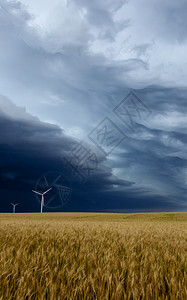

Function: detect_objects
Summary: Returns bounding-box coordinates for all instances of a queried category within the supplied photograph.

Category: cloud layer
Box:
[0,0,186,212]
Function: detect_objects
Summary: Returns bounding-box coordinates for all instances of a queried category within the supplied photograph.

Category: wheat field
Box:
[0,212,186,300]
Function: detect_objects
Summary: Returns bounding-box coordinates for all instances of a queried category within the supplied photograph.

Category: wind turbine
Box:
[11,203,19,213]
[32,188,52,213]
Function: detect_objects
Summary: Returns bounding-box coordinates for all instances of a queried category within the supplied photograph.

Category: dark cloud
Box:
[0,96,136,212]
[0,1,186,213]
[1,89,186,213]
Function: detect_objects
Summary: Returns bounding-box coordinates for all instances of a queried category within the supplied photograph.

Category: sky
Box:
[0,0,186,212]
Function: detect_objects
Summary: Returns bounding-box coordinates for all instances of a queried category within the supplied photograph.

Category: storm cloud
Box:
[0,0,186,212]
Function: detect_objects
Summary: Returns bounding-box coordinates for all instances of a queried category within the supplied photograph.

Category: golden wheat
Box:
[0,213,186,300]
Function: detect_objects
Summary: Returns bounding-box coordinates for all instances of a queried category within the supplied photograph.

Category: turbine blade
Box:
[43,187,52,195]
[32,190,42,195]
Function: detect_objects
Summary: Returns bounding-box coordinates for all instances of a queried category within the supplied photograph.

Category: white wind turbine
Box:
[11,203,19,213]
[32,188,52,213]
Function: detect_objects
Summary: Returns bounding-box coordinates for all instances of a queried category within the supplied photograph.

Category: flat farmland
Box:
[0,212,186,299]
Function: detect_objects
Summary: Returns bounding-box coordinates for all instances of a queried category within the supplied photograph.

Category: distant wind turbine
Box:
[11,203,19,213]
[32,188,52,213]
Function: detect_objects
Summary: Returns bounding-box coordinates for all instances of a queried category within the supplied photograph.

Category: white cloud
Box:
[147,112,187,132]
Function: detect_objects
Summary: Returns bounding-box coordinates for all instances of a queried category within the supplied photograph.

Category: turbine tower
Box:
[32,188,52,213]
[11,203,18,213]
